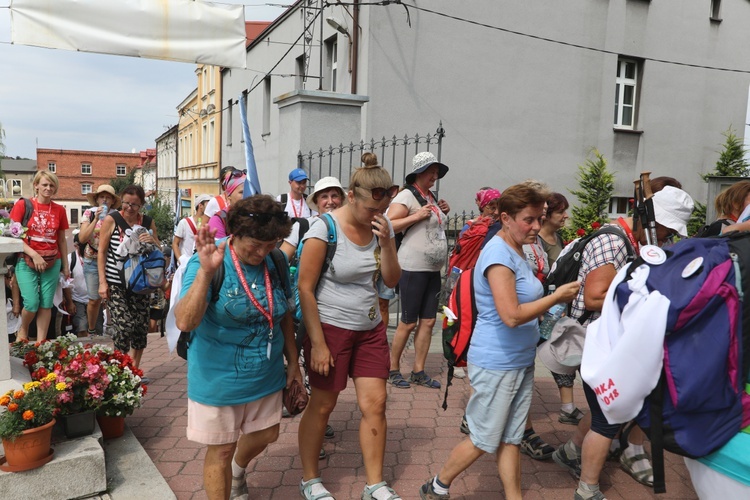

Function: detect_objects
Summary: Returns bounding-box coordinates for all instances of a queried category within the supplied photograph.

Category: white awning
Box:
[10,0,247,69]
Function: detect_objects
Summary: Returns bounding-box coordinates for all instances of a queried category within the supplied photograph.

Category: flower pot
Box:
[60,410,96,438]
[0,418,55,472]
[96,415,125,439]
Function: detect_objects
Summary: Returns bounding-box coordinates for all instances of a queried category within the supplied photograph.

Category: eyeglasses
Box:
[355,184,399,201]
[121,201,141,210]
[235,210,289,225]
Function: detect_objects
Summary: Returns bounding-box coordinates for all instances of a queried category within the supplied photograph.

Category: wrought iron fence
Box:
[297,122,446,192]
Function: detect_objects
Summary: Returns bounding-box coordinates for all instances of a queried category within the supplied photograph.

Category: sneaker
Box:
[520,432,555,460]
[452,367,466,379]
[559,407,585,425]
[319,448,327,460]
[552,445,581,479]
[459,415,470,435]
[419,478,450,500]
[362,481,401,500]
[574,490,607,500]
[230,471,248,500]
[324,424,334,439]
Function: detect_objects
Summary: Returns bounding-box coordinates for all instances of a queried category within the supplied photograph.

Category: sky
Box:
[0,1,286,160]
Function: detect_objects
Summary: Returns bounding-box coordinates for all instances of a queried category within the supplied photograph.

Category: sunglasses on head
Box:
[356,184,399,201]
[236,210,289,225]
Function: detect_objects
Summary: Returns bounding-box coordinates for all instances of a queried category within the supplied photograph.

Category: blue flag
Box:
[239,93,262,197]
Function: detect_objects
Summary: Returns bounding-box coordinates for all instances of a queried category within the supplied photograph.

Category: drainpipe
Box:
[351,0,359,95]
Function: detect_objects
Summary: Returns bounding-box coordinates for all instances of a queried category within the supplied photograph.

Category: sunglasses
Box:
[121,201,141,210]
[356,184,399,201]
[236,210,289,225]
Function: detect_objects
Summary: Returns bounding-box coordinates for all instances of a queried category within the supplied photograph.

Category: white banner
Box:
[10,0,247,69]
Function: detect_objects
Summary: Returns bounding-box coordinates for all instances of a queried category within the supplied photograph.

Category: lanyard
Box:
[229,239,275,359]
[617,217,640,254]
[290,193,303,218]
[413,184,441,224]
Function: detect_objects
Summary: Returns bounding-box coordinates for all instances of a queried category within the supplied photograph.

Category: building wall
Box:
[222,1,750,212]
[36,148,140,201]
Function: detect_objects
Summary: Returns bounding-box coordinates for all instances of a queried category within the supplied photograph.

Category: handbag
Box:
[282,379,309,416]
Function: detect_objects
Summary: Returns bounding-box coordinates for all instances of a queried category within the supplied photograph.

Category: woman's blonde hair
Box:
[350,153,393,197]
[716,180,750,218]
[32,170,59,192]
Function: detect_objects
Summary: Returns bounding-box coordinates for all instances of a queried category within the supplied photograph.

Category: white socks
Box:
[231,458,245,478]
[561,402,575,414]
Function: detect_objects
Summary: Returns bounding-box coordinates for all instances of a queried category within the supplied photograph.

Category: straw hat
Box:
[86,184,121,209]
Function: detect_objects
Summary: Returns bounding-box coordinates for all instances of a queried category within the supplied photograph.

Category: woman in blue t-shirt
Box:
[421,183,579,500]
[175,195,300,500]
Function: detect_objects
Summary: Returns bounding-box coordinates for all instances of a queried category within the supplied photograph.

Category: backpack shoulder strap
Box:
[109,210,130,234]
[209,263,224,303]
[296,218,311,242]
[280,193,288,205]
[142,215,153,230]
[320,213,338,275]
[70,251,77,273]
[403,184,430,207]
[269,248,293,300]
[185,217,197,235]
[21,197,34,227]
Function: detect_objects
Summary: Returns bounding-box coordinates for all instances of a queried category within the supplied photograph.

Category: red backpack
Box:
[448,216,494,271]
[441,268,477,410]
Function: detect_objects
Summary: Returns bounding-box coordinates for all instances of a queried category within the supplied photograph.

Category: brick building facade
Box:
[36,148,141,202]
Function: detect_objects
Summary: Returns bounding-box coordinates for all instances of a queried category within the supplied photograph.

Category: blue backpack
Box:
[613,234,750,493]
[290,213,337,321]
[122,248,166,295]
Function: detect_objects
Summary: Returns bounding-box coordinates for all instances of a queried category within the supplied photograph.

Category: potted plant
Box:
[91,345,147,439]
[0,374,64,471]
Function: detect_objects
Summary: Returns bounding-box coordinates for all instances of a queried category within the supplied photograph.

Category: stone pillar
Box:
[0,236,24,382]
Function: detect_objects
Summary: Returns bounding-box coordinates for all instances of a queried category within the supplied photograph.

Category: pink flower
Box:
[8,221,25,238]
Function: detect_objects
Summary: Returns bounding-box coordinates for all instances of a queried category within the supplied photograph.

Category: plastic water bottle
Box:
[99,202,108,221]
[446,266,462,292]
[539,285,566,340]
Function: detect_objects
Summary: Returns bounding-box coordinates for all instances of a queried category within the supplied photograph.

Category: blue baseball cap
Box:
[289,168,309,182]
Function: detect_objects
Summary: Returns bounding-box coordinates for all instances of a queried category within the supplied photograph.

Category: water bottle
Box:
[539,285,566,340]
[99,202,108,221]
[446,266,462,292]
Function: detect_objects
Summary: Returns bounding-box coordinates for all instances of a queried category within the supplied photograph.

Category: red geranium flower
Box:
[576,228,586,237]
[591,221,601,230]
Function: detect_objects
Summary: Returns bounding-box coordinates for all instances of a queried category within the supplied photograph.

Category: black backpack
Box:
[545,226,635,322]
[694,218,732,238]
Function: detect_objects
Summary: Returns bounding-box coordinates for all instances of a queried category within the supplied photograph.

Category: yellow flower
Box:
[43,373,57,382]
[55,382,67,391]
[23,381,41,391]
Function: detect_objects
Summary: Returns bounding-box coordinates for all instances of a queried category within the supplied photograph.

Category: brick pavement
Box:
[121,331,697,500]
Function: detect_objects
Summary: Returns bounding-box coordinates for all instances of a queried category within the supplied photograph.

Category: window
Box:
[711,0,722,21]
[202,123,208,163]
[608,197,631,217]
[116,164,126,176]
[81,183,93,195]
[614,58,639,129]
[47,162,56,173]
[325,37,338,92]
[263,79,271,136]
[69,209,79,225]
[209,120,215,161]
[295,55,305,90]
[10,179,21,196]
[81,163,92,175]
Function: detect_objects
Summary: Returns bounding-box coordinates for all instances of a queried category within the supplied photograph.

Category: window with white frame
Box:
[81,183,93,195]
[116,164,127,176]
[69,209,79,225]
[10,179,21,196]
[614,58,639,129]
[608,196,631,218]
[81,163,92,175]
[47,162,56,173]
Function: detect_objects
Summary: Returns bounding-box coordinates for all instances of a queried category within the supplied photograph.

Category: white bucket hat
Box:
[194,194,212,209]
[652,186,694,237]
[405,152,449,184]
[537,317,586,375]
[309,177,344,212]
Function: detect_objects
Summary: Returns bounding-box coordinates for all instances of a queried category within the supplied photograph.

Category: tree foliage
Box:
[145,193,176,245]
[703,127,750,180]
[562,149,615,241]
[109,168,137,195]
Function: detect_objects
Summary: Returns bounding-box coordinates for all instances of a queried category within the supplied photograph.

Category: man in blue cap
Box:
[277,168,317,218]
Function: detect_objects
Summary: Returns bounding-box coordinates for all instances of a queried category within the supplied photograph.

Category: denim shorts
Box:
[83,258,100,300]
[466,363,534,453]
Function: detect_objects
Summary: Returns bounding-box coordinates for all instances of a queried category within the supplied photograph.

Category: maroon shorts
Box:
[303,322,390,392]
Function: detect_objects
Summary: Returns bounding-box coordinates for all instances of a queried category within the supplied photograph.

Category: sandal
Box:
[619,452,654,487]
[521,432,555,460]
[361,481,401,500]
[388,370,411,389]
[409,371,441,389]
[300,477,335,500]
[559,407,585,425]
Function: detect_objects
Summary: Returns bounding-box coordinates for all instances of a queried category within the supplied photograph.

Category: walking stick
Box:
[641,171,658,246]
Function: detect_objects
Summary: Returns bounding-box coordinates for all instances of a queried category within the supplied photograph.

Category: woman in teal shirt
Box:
[176,195,300,500]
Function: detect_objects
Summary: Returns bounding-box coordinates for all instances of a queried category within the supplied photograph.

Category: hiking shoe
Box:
[459,415,470,435]
[419,478,450,499]
[409,371,441,389]
[520,432,554,460]
[230,470,248,500]
[388,370,411,389]
[559,407,585,425]
[324,424,334,439]
[574,490,607,500]
[552,445,581,479]
[362,481,401,500]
